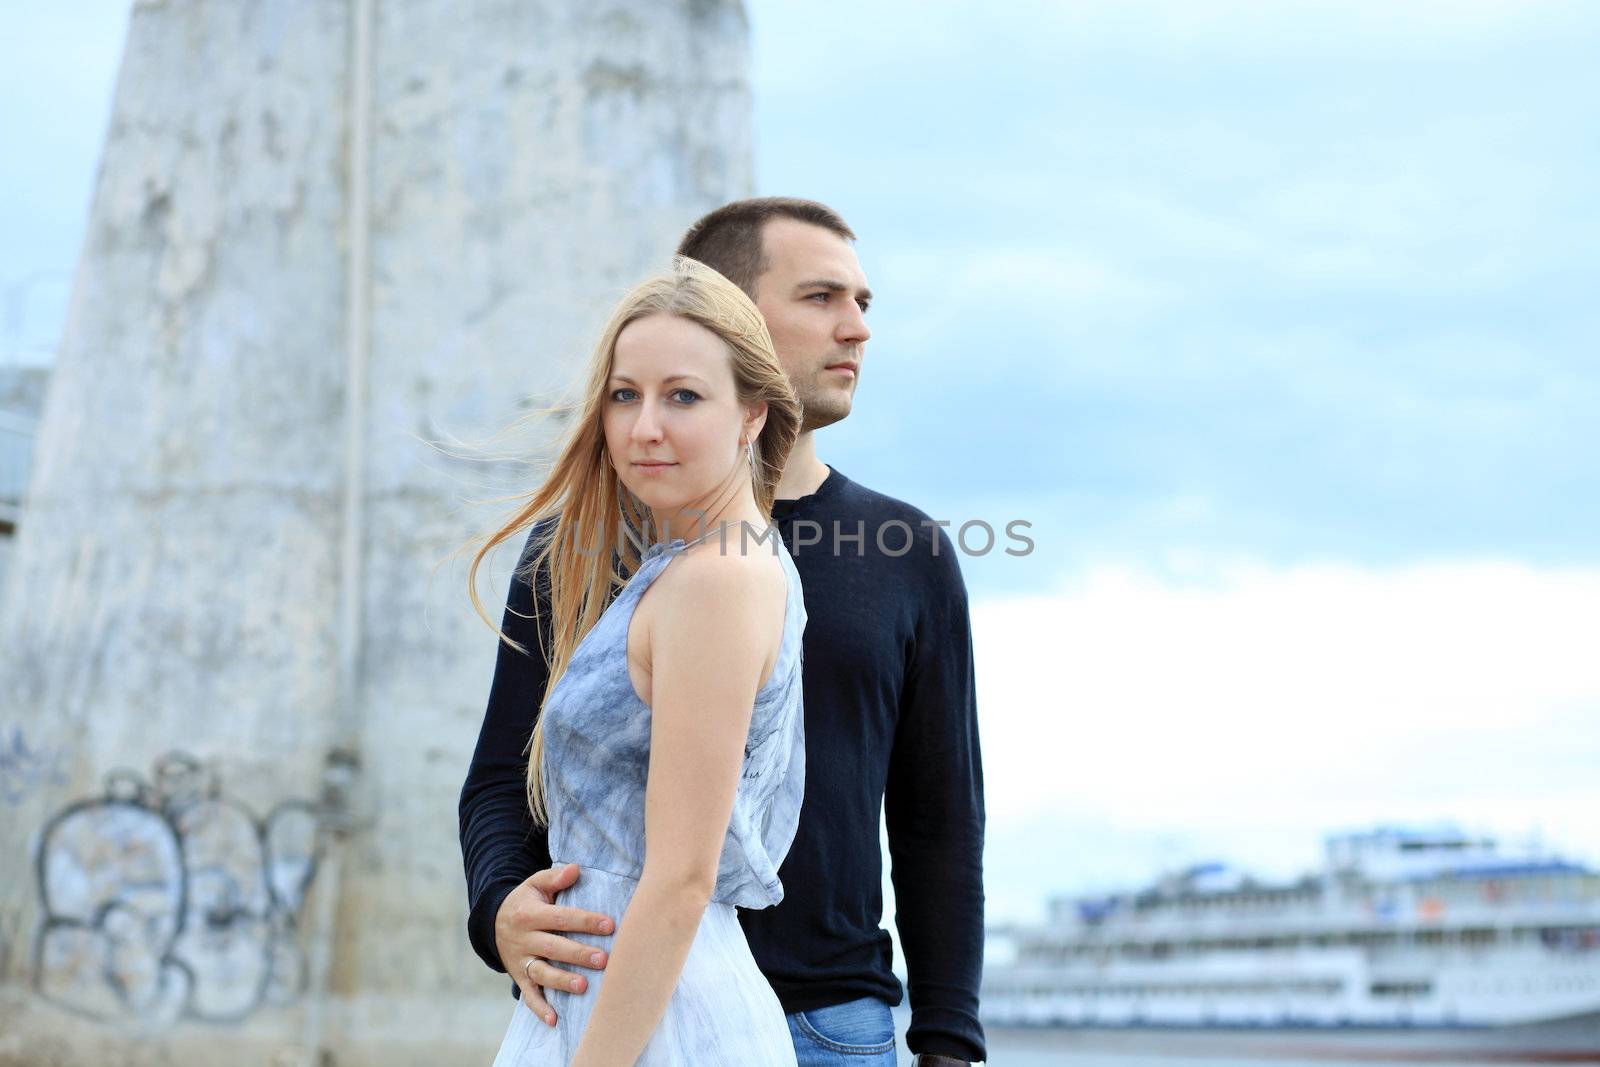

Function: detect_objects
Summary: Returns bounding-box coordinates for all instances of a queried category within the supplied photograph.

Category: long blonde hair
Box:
[467,257,801,825]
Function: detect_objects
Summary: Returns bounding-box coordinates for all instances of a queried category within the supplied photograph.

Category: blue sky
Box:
[4,1,1598,919]
[0,3,129,363]
[747,1,1600,591]
[6,3,1597,580]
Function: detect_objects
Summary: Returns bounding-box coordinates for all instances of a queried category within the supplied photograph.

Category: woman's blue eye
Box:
[609,387,698,403]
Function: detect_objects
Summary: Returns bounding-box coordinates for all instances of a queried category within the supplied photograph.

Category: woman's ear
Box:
[743,400,768,444]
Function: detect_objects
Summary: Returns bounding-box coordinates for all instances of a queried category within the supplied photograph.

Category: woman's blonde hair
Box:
[467,256,801,825]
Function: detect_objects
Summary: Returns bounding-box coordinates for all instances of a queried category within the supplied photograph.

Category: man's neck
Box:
[775,431,830,501]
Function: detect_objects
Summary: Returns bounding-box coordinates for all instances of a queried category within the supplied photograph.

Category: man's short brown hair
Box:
[676,197,856,299]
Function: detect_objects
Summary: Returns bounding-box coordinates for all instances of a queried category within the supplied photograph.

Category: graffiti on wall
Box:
[32,751,324,1025]
[1,723,67,804]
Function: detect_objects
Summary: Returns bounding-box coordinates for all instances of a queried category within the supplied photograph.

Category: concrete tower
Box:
[0,1,752,1063]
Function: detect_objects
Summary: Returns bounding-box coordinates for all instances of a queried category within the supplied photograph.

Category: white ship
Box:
[982,827,1600,1060]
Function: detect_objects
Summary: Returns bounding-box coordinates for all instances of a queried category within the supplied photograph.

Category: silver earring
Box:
[744,438,758,481]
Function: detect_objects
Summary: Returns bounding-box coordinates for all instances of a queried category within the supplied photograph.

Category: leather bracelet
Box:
[911,1056,973,1067]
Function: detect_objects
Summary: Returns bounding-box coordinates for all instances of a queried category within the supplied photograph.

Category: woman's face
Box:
[603,313,759,516]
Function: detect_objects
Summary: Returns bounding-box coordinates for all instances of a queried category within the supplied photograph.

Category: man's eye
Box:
[808,292,830,302]
[671,389,701,404]
[857,300,871,313]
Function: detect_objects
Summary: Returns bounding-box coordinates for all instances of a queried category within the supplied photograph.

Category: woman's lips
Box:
[632,461,676,472]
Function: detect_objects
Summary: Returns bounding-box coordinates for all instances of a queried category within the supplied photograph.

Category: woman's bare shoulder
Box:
[658,533,787,613]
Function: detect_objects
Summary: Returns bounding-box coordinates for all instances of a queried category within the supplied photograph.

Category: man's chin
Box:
[801,396,852,433]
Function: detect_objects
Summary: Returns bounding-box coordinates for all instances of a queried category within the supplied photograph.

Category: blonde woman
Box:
[469,257,806,1064]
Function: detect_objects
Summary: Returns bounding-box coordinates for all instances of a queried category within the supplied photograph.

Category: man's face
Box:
[752,218,872,433]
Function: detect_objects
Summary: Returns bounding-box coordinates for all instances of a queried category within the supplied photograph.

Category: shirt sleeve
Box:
[459,521,556,978]
[884,524,987,1061]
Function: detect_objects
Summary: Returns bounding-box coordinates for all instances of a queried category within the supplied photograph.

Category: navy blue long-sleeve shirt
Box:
[458,466,986,1060]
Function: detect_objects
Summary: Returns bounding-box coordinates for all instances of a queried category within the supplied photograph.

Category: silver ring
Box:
[523,957,538,981]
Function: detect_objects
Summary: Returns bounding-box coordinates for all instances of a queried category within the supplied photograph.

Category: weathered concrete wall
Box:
[0,0,752,1063]
[0,0,352,1060]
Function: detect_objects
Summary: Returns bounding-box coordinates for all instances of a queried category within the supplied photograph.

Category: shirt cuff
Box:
[907,1007,986,1062]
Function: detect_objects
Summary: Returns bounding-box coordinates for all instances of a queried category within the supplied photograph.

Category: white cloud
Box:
[974,558,1600,913]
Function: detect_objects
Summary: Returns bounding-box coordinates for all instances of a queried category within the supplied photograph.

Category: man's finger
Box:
[532,931,609,969]
[521,981,557,1028]
[527,957,589,994]
[527,863,580,896]
[541,904,615,936]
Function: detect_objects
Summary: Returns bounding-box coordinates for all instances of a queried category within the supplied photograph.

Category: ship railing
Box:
[1057,894,1600,934]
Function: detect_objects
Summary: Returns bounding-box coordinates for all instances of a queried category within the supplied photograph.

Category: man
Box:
[460,197,986,1065]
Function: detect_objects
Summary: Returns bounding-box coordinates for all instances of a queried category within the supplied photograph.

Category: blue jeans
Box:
[786,996,898,1065]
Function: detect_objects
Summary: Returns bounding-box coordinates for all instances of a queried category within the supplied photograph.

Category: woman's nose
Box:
[632,403,663,442]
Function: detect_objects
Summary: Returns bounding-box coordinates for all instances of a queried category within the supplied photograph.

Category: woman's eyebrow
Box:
[609,373,709,386]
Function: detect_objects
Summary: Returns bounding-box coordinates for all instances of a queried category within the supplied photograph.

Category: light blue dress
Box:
[493,524,806,1065]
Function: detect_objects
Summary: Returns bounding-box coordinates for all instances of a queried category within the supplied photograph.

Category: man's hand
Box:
[495,863,615,1026]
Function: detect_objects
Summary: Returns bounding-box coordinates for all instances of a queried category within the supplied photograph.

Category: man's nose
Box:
[838,303,870,346]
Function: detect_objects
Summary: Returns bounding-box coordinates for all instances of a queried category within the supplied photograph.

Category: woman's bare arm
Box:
[569,548,784,1066]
